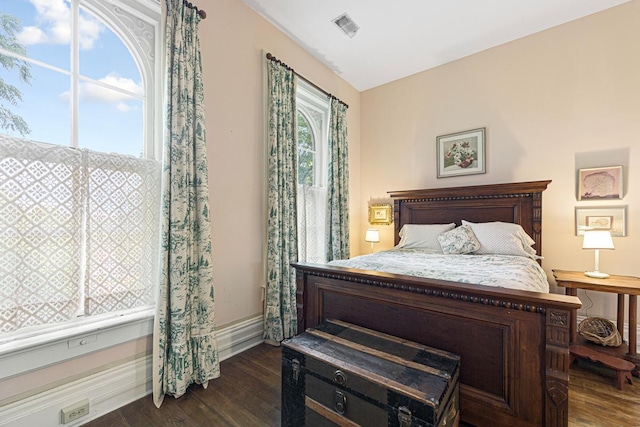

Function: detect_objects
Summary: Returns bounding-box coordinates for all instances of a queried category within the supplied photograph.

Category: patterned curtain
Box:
[326,99,350,261]
[153,0,219,407]
[264,59,298,342]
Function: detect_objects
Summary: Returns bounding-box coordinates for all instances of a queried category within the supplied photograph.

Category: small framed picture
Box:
[577,166,623,200]
[368,204,392,225]
[437,128,486,178]
[585,215,613,230]
[575,206,626,236]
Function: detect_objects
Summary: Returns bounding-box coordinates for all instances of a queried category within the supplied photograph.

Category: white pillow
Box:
[397,223,456,251]
[461,220,539,259]
[437,225,481,254]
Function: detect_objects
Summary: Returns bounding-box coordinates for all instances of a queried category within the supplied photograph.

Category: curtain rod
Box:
[266,52,348,109]
[183,0,206,19]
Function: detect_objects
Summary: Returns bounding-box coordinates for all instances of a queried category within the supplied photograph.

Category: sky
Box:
[1,0,146,157]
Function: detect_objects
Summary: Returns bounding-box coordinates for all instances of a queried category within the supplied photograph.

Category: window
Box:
[0,0,161,346]
[296,81,329,263]
[296,111,315,187]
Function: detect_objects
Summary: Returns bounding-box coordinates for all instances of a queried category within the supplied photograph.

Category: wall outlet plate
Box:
[61,399,90,424]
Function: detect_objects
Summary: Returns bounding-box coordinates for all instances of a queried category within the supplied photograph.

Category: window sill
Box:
[0,309,154,380]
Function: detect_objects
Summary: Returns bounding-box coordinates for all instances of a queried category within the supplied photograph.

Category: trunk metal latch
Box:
[292,359,301,383]
[334,389,347,415]
[398,406,412,427]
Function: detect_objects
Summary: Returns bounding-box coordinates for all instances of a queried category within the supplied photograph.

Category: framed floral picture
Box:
[437,128,486,178]
[577,166,623,200]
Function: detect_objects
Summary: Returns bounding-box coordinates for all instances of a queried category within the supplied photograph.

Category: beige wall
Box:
[2,0,361,405]
[360,1,639,321]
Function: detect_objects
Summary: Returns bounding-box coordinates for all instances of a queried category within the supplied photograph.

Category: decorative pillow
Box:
[437,225,481,254]
[461,220,539,259]
[397,223,456,251]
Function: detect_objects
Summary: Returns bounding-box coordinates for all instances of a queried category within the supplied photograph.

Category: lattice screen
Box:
[297,185,327,264]
[84,148,161,315]
[0,134,160,335]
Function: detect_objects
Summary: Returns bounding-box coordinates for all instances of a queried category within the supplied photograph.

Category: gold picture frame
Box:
[368,204,392,225]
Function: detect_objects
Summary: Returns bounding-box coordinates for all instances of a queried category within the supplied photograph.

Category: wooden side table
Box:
[553,269,640,378]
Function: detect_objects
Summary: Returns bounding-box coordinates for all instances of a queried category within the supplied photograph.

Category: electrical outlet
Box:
[61,399,90,424]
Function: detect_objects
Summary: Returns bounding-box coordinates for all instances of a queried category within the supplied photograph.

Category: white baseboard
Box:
[0,315,264,427]
[216,315,265,361]
[576,314,640,354]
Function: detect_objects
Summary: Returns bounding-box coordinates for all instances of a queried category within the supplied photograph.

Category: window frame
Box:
[296,80,329,189]
[295,80,331,264]
[0,0,162,379]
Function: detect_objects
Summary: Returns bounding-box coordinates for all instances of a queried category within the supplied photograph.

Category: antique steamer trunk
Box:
[282,320,460,427]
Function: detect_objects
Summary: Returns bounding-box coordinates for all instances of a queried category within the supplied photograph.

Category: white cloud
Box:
[58,90,70,102]
[16,26,47,45]
[59,73,143,113]
[116,102,139,113]
[83,73,143,103]
[77,14,102,50]
[16,0,104,50]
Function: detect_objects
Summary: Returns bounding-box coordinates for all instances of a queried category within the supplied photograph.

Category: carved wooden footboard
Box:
[293,264,581,426]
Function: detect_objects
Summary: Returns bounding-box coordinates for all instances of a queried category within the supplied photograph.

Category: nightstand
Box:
[553,269,640,381]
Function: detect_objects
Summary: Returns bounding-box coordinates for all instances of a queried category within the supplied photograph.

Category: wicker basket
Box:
[578,317,622,347]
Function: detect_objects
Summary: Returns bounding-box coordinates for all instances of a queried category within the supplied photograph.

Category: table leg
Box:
[617,294,625,339]
[567,288,578,343]
[630,295,637,356]
[628,295,639,377]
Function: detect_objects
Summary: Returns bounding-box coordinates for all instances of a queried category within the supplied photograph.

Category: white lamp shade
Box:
[582,230,615,250]
[365,228,380,243]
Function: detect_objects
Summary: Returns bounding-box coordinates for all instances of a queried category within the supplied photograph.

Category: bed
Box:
[292,180,582,427]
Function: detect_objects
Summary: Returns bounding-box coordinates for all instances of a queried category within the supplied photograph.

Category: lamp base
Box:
[585,271,610,279]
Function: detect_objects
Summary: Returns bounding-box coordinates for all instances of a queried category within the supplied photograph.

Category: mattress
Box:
[328,249,549,293]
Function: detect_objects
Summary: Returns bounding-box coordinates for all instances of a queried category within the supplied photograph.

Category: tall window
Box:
[0,0,160,340]
[296,81,329,263]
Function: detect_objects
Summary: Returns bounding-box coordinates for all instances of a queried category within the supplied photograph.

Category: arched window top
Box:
[296,80,329,187]
[297,111,315,151]
[0,0,161,159]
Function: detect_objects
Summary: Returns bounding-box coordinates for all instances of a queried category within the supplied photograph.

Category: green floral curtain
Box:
[326,99,350,261]
[264,59,298,342]
[153,0,219,408]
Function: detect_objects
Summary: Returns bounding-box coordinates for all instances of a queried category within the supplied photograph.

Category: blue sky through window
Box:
[1,0,144,156]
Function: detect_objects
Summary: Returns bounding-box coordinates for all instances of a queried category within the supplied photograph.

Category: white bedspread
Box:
[328,249,549,293]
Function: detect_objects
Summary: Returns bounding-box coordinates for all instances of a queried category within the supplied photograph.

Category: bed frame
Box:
[292,180,582,427]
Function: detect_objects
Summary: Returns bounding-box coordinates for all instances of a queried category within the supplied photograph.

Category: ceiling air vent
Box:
[332,13,359,38]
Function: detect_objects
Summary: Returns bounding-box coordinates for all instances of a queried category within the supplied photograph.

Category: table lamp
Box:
[582,230,614,278]
[365,228,380,254]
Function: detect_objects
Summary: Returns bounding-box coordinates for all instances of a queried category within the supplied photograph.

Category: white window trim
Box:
[0,0,162,378]
[0,309,154,380]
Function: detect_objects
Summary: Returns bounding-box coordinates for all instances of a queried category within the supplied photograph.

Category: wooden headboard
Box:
[388,180,551,256]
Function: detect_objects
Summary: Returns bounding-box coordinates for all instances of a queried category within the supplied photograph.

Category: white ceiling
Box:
[243,0,630,91]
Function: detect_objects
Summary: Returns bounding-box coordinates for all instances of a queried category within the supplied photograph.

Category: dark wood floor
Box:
[85,343,640,427]
[84,344,281,427]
